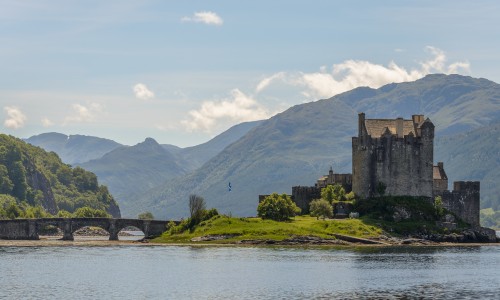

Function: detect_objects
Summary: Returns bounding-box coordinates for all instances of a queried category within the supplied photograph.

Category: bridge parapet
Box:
[0,218,176,241]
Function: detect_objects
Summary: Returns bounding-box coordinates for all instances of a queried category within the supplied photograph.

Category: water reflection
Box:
[0,245,498,299]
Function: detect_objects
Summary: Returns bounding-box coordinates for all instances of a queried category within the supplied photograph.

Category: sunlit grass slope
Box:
[153,215,382,244]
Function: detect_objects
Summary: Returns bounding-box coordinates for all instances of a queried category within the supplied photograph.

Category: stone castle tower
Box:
[352,113,435,199]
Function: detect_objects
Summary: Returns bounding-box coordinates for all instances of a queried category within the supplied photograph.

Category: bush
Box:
[257,193,301,221]
[309,199,333,220]
[72,207,111,218]
[434,196,444,217]
[138,211,154,220]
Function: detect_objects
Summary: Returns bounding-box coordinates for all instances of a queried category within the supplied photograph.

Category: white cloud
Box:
[3,106,26,129]
[64,103,103,124]
[182,89,269,132]
[41,117,54,127]
[257,46,470,99]
[181,11,223,26]
[133,83,155,100]
[256,72,286,93]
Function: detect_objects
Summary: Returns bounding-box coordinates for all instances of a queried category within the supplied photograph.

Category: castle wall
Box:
[437,181,480,227]
[291,186,321,214]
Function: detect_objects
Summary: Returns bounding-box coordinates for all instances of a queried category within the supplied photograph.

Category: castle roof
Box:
[364,119,416,137]
[433,165,448,180]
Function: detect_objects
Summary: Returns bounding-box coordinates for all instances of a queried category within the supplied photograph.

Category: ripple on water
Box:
[0,245,499,299]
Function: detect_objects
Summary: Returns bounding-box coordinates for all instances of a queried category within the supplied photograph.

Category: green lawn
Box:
[153,215,383,244]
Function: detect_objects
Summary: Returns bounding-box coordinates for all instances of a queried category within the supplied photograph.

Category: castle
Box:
[289,113,480,227]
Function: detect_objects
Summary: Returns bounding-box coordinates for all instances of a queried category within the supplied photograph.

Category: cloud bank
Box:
[257,46,470,99]
[182,89,269,132]
[181,11,223,26]
[133,83,155,100]
[3,106,26,129]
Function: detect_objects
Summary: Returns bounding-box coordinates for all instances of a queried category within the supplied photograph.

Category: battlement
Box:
[453,181,480,192]
[435,181,481,227]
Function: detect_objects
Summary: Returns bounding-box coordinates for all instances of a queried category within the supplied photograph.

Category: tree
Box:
[138,211,154,220]
[309,199,333,220]
[189,194,206,222]
[321,184,346,203]
[57,210,72,218]
[434,196,444,217]
[0,165,13,194]
[73,207,111,218]
[10,161,28,201]
[257,193,301,221]
[5,202,22,219]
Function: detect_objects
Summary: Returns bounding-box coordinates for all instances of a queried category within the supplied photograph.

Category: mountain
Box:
[435,121,500,210]
[0,134,120,217]
[78,138,190,216]
[135,74,500,219]
[26,133,122,165]
[168,120,265,171]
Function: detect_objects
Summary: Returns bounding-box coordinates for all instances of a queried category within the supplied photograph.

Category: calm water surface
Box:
[1,245,499,299]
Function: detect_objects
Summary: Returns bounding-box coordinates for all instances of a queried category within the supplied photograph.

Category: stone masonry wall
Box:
[352,114,434,199]
[292,186,321,214]
[438,181,480,227]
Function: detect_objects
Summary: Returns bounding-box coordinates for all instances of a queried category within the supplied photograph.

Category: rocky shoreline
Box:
[188,227,499,246]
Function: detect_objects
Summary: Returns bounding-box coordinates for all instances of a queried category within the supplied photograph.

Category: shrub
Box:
[138,211,154,220]
[309,199,333,220]
[72,207,111,218]
[434,196,444,217]
[257,193,301,221]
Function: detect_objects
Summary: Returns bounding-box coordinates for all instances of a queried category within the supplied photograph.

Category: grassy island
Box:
[153,215,383,244]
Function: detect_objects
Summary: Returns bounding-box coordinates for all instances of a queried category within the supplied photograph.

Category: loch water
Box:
[1,244,499,299]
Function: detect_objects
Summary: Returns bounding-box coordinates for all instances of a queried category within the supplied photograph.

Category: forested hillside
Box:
[0,134,120,218]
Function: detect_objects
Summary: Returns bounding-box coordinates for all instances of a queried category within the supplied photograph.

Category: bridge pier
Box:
[109,219,118,241]
[142,220,150,238]
[62,219,74,241]
[27,220,39,240]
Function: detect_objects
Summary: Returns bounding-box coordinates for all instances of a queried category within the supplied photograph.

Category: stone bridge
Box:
[0,218,178,241]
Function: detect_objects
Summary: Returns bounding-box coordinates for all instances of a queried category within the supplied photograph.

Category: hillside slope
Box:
[0,134,120,217]
[79,138,188,216]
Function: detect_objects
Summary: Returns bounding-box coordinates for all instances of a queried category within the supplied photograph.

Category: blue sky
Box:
[1,0,500,146]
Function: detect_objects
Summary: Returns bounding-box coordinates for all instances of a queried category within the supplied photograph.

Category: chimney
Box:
[358,113,365,137]
[412,114,424,124]
[438,162,444,170]
[396,117,404,138]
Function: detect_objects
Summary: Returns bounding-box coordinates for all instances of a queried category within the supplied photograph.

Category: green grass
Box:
[153,215,383,244]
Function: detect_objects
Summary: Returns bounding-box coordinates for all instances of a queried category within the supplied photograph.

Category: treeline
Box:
[0,194,110,219]
[0,134,119,217]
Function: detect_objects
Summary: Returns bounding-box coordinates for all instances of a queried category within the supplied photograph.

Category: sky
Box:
[1,0,500,147]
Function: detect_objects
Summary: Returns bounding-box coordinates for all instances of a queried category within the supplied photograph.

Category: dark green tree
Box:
[0,165,13,194]
[10,161,28,201]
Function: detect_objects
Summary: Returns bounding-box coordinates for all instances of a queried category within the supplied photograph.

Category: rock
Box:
[190,234,239,242]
